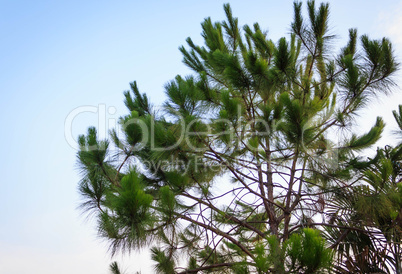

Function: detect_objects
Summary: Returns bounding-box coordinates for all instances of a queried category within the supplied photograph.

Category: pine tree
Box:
[77,2,400,273]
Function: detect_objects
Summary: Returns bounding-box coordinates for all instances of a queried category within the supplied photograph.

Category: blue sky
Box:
[1,1,402,273]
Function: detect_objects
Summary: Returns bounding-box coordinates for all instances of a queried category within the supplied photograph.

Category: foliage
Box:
[76,1,400,273]
[109,261,124,274]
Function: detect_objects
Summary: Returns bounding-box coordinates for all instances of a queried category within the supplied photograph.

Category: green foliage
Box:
[109,261,124,274]
[287,229,333,273]
[151,247,176,274]
[75,2,400,273]
[251,229,332,273]
[97,170,155,255]
[346,117,384,151]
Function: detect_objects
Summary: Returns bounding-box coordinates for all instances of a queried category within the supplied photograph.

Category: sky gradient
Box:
[1,1,402,273]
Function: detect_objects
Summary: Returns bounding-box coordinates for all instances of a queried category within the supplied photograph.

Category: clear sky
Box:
[1,1,402,273]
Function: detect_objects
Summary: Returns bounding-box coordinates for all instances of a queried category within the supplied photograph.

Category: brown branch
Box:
[176,213,255,260]
[180,192,266,239]
[114,149,133,182]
